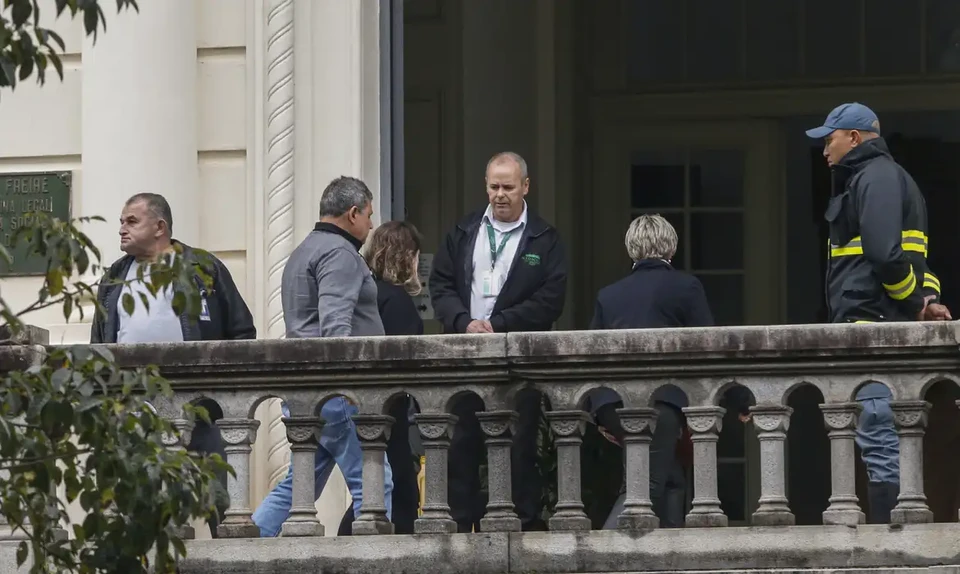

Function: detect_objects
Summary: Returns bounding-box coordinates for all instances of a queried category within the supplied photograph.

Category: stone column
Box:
[414,413,458,534]
[616,408,659,530]
[820,402,865,526]
[750,406,795,526]
[280,416,324,537]
[545,411,591,531]
[682,406,727,527]
[81,1,199,260]
[216,418,262,538]
[478,411,522,532]
[890,400,933,524]
[352,415,395,535]
[162,419,196,540]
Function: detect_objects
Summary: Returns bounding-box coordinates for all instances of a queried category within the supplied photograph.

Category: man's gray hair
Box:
[126,193,173,234]
[318,176,374,218]
[625,214,678,262]
[486,151,529,179]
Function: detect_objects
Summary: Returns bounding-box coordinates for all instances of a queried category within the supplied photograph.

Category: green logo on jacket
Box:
[522,253,541,266]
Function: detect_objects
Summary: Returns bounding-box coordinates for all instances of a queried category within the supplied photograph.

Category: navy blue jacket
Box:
[590,259,713,330]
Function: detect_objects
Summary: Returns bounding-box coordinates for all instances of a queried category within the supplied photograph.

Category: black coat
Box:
[376,279,424,336]
[90,242,256,343]
[590,259,713,330]
[429,208,567,333]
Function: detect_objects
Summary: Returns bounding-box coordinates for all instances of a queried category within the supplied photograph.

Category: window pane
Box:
[804,0,861,78]
[690,213,744,269]
[744,0,801,80]
[630,151,685,209]
[686,0,742,82]
[690,150,744,207]
[624,0,685,84]
[696,273,744,325]
[926,0,960,73]
[865,0,921,76]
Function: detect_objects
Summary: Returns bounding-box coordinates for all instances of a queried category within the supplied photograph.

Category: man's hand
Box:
[917,295,953,321]
[466,320,494,334]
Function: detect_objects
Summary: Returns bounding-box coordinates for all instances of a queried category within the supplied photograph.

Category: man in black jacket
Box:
[430,151,567,532]
[90,192,256,536]
[807,103,951,523]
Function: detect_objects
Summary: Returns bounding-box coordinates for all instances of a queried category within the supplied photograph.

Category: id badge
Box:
[199,294,212,322]
[481,271,499,298]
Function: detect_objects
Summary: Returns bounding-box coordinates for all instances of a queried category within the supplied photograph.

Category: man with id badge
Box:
[431,152,568,532]
[91,193,256,537]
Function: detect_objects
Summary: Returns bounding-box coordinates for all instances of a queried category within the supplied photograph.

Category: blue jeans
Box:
[251,398,394,537]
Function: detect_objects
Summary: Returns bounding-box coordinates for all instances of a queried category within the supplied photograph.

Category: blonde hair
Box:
[363,221,423,296]
[624,214,678,262]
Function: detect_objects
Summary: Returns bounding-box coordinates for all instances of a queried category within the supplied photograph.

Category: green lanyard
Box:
[486,222,518,269]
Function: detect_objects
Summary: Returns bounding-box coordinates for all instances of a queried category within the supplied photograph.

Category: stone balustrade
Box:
[3,321,960,574]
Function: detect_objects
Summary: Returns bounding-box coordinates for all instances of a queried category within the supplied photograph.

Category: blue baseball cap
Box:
[805,103,881,139]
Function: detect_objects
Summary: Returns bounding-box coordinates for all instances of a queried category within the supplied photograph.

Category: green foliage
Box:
[0,0,138,96]
[0,210,231,574]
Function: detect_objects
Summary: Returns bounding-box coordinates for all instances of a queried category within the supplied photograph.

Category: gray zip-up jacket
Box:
[281,222,385,338]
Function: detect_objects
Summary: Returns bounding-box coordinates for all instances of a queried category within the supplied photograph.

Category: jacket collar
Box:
[457,205,551,237]
[632,258,673,272]
[831,138,892,191]
[107,239,198,279]
[314,221,364,251]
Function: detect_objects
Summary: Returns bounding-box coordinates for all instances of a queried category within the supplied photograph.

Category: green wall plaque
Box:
[0,171,73,276]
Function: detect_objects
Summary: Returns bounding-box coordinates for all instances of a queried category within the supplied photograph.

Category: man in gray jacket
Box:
[252,176,393,536]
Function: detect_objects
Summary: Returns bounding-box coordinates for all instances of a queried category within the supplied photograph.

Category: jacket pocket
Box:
[824,191,857,249]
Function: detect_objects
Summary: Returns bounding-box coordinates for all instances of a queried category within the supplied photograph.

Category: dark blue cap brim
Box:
[805,125,835,139]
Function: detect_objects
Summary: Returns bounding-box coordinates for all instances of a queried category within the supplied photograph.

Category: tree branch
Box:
[0,449,94,472]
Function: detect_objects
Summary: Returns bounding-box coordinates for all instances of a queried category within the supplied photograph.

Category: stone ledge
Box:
[170,524,960,574]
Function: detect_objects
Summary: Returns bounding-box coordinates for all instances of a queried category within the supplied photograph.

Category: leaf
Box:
[16,541,27,567]
[12,0,32,27]
[62,295,73,321]
[46,268,64,296]
[121,293,135,316]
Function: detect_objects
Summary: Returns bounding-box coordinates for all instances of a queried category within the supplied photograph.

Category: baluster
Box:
[545,411,591,531]
[750,405,795,526]
[890,400,933,524]
[280,416,324,537]
[163,418,196,540]
[820,402,865,525]
[216,418,262,538]
[616,407,659,529]
[352,414,395,535]
[414,413,458,534]
[682,406,727,527]
[478,411,522,532]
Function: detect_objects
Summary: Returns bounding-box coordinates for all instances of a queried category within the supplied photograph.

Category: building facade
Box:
[2,0,960,536]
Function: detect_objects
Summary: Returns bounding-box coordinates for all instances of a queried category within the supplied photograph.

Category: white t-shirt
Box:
[470,203,527,321]
[116,260,185,344]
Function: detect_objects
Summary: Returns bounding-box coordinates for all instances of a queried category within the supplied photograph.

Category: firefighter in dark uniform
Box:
[806,102,951,524]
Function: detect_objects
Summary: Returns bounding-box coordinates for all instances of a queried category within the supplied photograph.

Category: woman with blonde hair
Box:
[344,220,424,535]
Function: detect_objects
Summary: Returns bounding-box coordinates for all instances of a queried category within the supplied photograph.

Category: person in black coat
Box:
[430,152,567,532]
[587,213,714,529]
[337,220,426,535]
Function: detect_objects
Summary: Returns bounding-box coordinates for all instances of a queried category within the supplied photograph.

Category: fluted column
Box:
[478,411,522,532]
[162,419,196,540]
[216,418,262,538]
[280,416,324,537]
[820,402,865,526]
[265,0,296,338]
[414,413,458,534]
[352,415,395,535]
[890,401,933,524]
[683,406,727,527]
[616,408,659,530]
[545,411,591,531]
[750,405,795,526]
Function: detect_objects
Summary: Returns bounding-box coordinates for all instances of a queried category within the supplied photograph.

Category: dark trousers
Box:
[597,400,686,528]
[448,388,545,533]
[339,395,421,535]
[866,482,899,524]
[187,421,229,538]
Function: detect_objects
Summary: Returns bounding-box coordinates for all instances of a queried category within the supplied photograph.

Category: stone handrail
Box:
[2,321,959,540]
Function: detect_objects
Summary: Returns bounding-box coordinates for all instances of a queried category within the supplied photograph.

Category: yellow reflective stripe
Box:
[831,236,863,257]
[883,265,917,300]
[854,320,874,323]
[901,230,927,241]
[830,231,930,258]
[924,272,941,294]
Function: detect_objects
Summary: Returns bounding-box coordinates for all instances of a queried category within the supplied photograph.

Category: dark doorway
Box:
[786,385,830,525]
